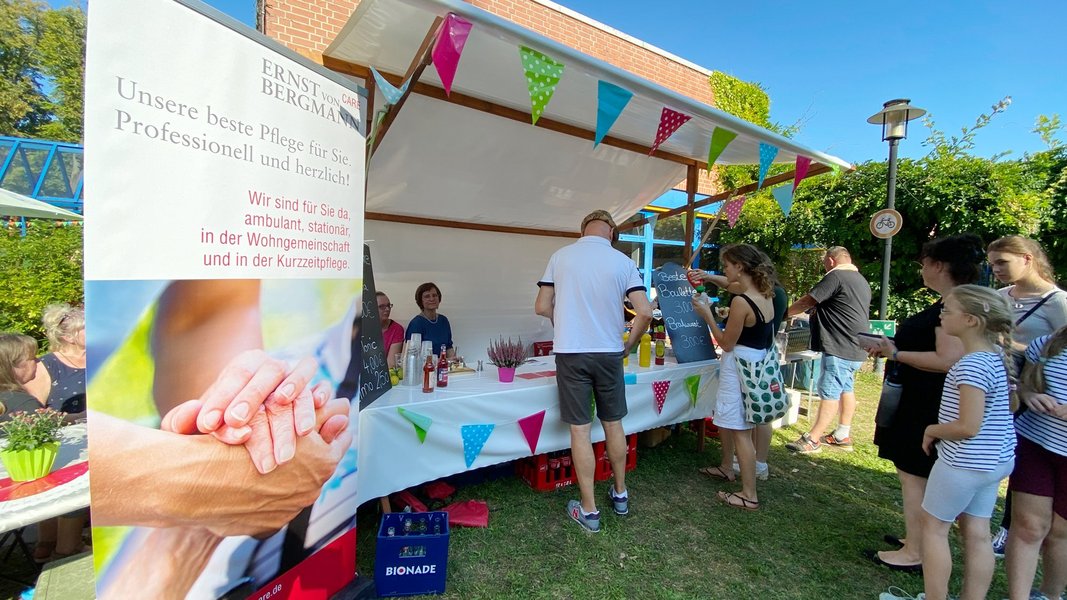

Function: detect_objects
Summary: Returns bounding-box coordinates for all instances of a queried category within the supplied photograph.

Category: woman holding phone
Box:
[865,234,985,571]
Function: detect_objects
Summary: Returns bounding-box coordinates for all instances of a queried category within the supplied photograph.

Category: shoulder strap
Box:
[736,294,767,324]
[1015,290,1062,327]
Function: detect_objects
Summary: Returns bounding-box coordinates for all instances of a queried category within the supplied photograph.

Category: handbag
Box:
[875,362,902,428]
[735,346,788,424]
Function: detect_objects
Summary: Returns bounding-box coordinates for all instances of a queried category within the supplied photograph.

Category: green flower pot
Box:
[1,442,60,482]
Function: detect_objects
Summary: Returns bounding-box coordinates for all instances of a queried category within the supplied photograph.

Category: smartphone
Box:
[856,332,886,351]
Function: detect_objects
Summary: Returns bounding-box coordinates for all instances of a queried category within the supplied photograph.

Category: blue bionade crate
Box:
[375,511,450,597]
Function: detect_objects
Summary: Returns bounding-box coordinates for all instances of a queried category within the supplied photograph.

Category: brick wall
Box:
[263,0,718,193]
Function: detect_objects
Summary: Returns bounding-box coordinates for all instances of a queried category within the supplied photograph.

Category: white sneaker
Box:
[991,526,1007,558]
[879,587,924,600]
[732,459,769,481]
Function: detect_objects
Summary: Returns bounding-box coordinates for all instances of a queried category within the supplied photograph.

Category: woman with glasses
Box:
[866,234,985,572]
[377,291,404,369]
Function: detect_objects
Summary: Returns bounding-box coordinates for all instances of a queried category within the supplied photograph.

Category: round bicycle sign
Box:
[870,209,903,239]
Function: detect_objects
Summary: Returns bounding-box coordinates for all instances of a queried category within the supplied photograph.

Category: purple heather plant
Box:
[486,336,532,369]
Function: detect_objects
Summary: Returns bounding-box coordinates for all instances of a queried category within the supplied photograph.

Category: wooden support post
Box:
[683,164,697,268]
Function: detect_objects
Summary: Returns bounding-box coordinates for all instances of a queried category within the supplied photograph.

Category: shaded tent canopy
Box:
[323,0,850,235]
[0,187,83,220]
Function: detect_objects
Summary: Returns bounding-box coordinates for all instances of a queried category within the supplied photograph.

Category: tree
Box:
[0,0,84,141]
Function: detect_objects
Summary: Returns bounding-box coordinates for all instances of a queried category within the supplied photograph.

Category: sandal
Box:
[717,491,759,511]
[698,465,735,482]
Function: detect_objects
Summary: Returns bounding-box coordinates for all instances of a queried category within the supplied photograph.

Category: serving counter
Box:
[354,356,719,505]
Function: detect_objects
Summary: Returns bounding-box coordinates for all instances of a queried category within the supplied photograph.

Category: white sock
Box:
[834,425,851,439]
[755,461,768,472]
[613,487,627,499]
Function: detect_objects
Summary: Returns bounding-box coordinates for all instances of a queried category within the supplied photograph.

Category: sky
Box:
[190,0,1066,164]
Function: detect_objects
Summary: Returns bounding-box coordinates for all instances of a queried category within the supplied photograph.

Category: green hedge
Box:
[0,223,83,347]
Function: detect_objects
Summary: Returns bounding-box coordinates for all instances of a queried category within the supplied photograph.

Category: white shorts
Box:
[922,457,1014,522]
[713,345,767,431]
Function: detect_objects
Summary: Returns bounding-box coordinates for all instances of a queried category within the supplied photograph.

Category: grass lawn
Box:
[356,367,1016,600]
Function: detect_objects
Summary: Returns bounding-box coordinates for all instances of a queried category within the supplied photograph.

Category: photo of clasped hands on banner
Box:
[86,279,359,599]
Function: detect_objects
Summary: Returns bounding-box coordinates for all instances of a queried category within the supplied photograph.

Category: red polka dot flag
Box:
[649,107,691,155]
[724,195,746,229]
[652,380,671,414]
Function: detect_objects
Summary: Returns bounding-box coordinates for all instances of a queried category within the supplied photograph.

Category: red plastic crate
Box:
[592,434,637,482]
[688,418,720,439]
[516,434,637,491]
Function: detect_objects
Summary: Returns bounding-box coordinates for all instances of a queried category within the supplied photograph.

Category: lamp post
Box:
[867,99,925,374]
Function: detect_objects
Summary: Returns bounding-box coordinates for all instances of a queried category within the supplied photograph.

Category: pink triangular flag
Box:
[431,14,472,97]
[649,107,691,155]
[518,410,546,455]
[793,156,812,192]
[724,195,746,228]
[652,380,671,414]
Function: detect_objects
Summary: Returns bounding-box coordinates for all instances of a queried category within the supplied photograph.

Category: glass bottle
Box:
[437,344,449,388]
[422,355,434,393]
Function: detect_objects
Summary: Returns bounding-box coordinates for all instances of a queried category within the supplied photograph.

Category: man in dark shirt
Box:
[784,246,872,454]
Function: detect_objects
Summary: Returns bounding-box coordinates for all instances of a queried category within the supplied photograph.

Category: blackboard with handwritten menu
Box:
[358,244,391,409]
[652,262,716,363]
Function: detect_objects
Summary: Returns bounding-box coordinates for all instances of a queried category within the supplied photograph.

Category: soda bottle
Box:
[437,345,449,388]
[422,355,434,393]
[654,329,665,365]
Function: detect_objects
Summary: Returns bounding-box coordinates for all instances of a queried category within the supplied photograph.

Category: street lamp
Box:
[867,98,926,318]
[867,99,925,373]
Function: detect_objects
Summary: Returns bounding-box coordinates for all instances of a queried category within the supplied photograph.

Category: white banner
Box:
[85,0,365,280]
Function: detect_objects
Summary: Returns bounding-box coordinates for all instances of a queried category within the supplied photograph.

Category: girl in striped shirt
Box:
[921,285,1017,600]
[1006,327,1067,600]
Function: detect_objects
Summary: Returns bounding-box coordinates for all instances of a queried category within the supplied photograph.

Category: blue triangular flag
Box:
[757,143,779,189]
[594,81,633,147]
[461,423,495,468]
[371,66,410,105]
[772,185,794,217]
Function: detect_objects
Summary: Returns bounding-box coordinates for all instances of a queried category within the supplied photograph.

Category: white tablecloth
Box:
[355,357,719,505]
[0,423,90,534]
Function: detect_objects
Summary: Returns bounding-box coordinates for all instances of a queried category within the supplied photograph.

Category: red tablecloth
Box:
[0,461,89,502]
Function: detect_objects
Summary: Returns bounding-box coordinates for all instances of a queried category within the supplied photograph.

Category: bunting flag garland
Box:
[517,410,546,455]
[723,195,746,228]
[594,81,633,147]
[706,127,737,171]
[649,108,691,155]
[685,374,701,408]
[772,185,794,217]
[793,155,812,192]
[461,424,495,468]
[519,46,565,125]
[757,143,779,189]
[398,407,432,443]
[431,14,473,97]
[652,380,671,414]
[370,67,410,106]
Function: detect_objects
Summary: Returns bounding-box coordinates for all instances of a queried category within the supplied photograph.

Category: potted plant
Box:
[0,408,66,481]
[486,336,531,383]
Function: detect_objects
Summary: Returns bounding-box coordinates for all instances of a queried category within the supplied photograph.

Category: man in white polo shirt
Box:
[535,209,652,533]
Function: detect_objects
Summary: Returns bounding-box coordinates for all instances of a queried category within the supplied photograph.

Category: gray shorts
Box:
[922,457,1014,522]
[555,352,627,425]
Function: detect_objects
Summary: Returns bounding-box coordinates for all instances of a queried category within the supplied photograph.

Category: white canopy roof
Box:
[325,0,851,234]
[0,188,83,220]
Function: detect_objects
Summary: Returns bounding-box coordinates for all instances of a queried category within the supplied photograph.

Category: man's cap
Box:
[581,209,618,237]
[580,209,620,243]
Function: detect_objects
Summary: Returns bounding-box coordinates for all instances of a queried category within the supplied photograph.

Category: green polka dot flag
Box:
[518,46,565,125]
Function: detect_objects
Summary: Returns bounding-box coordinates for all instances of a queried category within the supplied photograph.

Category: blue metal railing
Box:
[0,135,84,214]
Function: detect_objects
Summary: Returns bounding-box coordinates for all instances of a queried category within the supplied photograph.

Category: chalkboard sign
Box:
[351,244,390,409]
[652,262,717,363]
